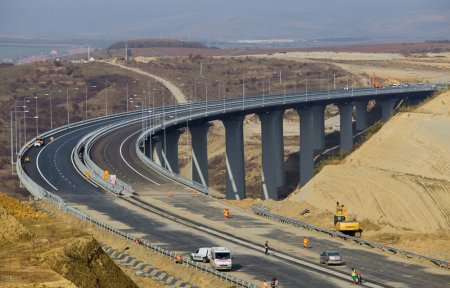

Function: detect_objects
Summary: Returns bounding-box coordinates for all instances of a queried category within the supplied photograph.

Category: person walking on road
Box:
[351,268,357,284]
[270,277,279,288]
[357,271,363,284]
[262,279,267,288]
[264,241,269,255]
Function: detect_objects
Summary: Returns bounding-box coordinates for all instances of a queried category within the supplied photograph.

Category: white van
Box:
[190,247,210,262]
[208,247,232,271]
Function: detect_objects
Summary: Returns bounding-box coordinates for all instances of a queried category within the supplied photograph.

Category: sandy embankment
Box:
[286,90,450,260]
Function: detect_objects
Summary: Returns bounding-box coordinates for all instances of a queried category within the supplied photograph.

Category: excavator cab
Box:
[334,202,361,237]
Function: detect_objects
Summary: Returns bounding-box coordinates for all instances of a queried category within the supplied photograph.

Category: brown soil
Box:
[0,192,237,288]
[286,91,450,261]
[39,235,137,288]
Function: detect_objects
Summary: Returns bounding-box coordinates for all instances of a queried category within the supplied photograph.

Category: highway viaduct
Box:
[17,83,450,287]
[139,86,435,200]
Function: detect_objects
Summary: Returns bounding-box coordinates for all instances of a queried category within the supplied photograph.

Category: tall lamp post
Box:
[21,98,30,147]
[105,81,116,116]
[14,101,27,155]
[10,110,15,174]
[66,87,79,128]
[48,90,62,130]
[197,81,208,115]
[85,84,97,120]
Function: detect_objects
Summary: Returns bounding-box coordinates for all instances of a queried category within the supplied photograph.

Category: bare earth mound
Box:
[288,90,450,260]
[0,205,32,246]
[39,235,137,288]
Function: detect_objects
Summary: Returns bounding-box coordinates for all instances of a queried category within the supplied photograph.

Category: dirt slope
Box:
[39,235,137,288]
[292,91,450,232]
[0,193,136,288]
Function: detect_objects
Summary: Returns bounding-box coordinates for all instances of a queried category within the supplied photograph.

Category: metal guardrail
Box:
[17,83,449,285]
[74,122,136,195]
[16,152,256,287]
[252,205,450,269]
[133,84,446,201]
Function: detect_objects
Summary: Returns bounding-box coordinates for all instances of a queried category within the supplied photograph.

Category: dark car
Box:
[319,251,344,265]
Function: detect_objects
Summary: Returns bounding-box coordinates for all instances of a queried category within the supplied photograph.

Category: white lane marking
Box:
[36,125,103,191]
[120,129,161,185]
[36,145,58,190]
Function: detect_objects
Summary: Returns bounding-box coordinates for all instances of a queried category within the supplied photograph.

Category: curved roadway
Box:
[89,118,449,287]
[23,85,449,287]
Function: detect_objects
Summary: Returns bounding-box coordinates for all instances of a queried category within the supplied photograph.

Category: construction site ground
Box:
[175,51,450,263]
[0,193,232,288]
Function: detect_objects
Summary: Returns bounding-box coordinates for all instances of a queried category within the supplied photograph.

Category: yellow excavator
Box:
[334,202,362,237]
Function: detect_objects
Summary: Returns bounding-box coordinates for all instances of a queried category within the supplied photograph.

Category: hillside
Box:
[292,91,450,232]
[260,90,450,261]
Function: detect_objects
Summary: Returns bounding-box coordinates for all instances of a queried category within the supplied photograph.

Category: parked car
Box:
[190,247,211,262]
[319,251,344,265]
[34,138,45,147]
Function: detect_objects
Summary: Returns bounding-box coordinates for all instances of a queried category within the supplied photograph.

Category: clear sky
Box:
[1,0,449,41]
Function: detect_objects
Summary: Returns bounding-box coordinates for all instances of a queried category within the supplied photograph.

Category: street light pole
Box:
[66,87,79,128]
[10,110,14,174]
[306,73,308,101]
[34,96,38,136]
[334,73,336,90]
[23,98,27,144]
[242,72,245,110]
[85,84,97,120]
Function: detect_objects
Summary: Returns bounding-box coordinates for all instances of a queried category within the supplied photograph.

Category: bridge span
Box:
[136,85,437,200]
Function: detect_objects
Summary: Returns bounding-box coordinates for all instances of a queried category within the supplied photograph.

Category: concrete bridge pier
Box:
[354,100,369,131]
[223,116,246,200]
[338,103,354,153]
[258,109,285,200]
[189,123,210,187]
[154,130,182,173]
[298,107,314,187]
[165,129,182,173]
[154,136,164,167]
[379,98,396,122]
[143,135,155,160]
[312,105,325,151]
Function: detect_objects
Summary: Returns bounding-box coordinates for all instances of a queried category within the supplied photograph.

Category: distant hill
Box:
[109,39,208,49]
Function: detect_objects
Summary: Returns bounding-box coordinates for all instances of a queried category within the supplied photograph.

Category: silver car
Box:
[319,251,344,265]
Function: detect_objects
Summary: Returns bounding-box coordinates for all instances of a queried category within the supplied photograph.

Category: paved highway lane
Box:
[89,120,450,288]
[24,120,352,287]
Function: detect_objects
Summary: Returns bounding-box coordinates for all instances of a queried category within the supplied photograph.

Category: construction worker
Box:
[351,268,357,285]
[262,280,267,288]
[303,238,309,249]
[264,241,269,255]
[176,255,182,264]
[357,271,363,285]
